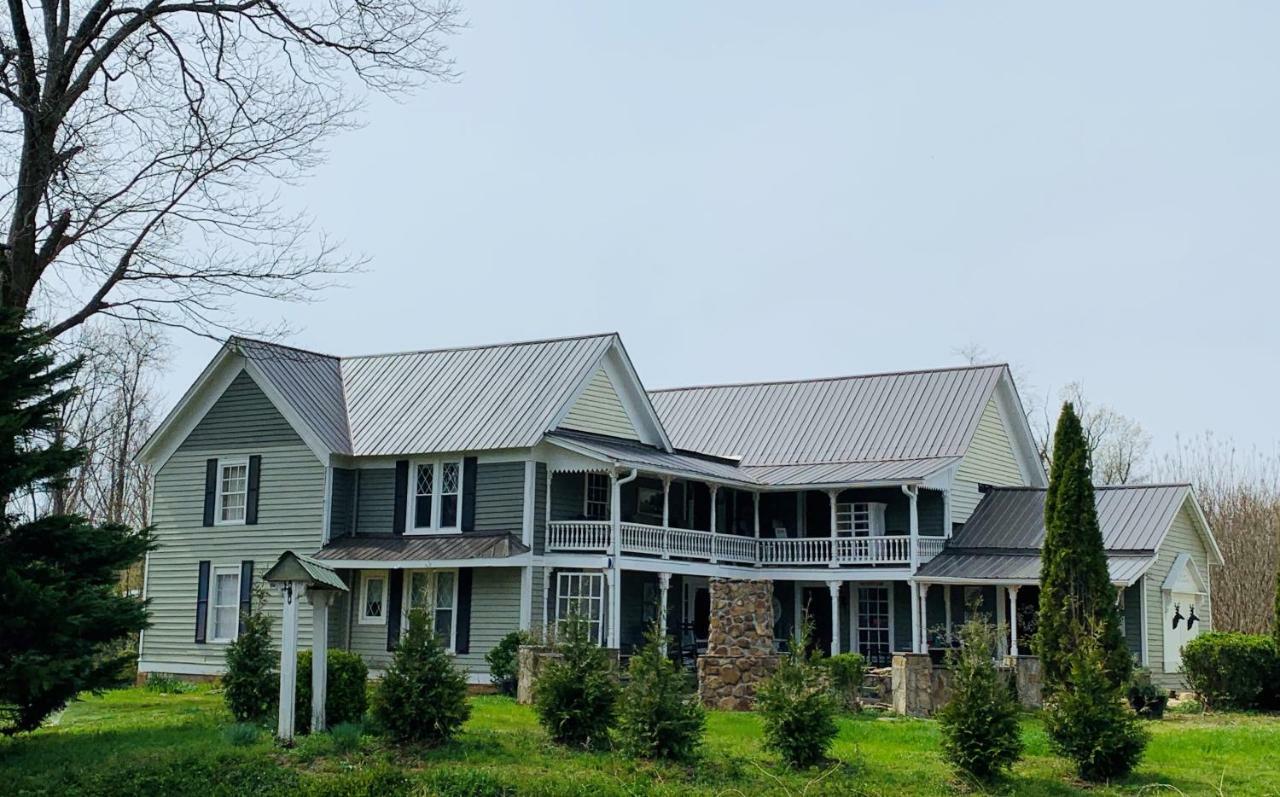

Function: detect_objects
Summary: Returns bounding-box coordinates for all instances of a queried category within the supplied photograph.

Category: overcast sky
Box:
[157,2,1280,466]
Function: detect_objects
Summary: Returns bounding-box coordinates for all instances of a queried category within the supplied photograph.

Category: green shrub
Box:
[617,622,705,760]
[532,613,619,749]
[756,624,838,769]
[821,652,867,712]
[1181,631,1279,710]
[936,615,1022,781]
[330,722,364,754]
[222,722,262,746]
[1126,668,1168,720]
[296,648,369,733]
[373,608,470,746]
[222,591,278,723]
[1044,633,1149,782]
[485,630,531,696]
[144,672,196,694]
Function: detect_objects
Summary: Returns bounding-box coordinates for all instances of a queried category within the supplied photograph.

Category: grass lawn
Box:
[1,687,1278,796]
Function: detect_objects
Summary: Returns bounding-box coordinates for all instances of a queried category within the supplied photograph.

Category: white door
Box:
[1163,590,1204,672]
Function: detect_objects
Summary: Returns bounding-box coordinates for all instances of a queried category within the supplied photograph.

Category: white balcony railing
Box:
[547,521,947,569]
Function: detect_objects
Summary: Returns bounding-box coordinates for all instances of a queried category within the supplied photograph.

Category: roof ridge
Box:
[648,362,1009,394]
[339,331,617,361]
[229,336,340,361]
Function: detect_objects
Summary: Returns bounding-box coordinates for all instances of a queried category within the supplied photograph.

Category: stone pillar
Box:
[891,652,935,718]
[696,578,779,710]
[1004,655,1042,708]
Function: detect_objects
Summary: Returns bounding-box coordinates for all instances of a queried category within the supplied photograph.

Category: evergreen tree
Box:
[0,310,153,734]
[1035,402,1131,693]
[373,608,470,746]
[532,613,619,749]
[937,614,1023,782]
[617,622,705,761]
[1273,559,1280,654]
[222,589,278,723]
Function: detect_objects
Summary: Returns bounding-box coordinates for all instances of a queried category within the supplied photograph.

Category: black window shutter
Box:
[245,455,262,525]
[238,560,254,633]
[386,569,404,651]
[392,460,409,535]
[203,459,218,526]
[194,560,211,643]
[455,568,473,654]
[460,457,478,532]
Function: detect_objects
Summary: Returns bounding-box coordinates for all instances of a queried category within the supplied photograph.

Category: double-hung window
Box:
[584,473,610,520]
[556,572,604,644]
[360,571,387,625]
[215,458,249,525]
[403,569,457,649]
[209,565,241,642]
[835,501,886,537]
[411,460,463,532]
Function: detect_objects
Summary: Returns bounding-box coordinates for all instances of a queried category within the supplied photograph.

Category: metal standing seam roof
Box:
[945,484,1192,551]
[313,532,529,563]
[915,551,1154,586]
[741,457,961,487]
[914,484,1194,585]
[232,333,619,456]
[647,364,1006,468]
[546,430,759,485]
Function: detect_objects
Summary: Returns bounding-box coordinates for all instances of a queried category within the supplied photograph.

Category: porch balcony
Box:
[546,519,946,568]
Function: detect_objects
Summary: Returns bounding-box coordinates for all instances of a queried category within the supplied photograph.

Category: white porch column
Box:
[307,590,332,733]
[661,477,671,560]
[609,472,622,649]
[753,492,762,568]
[541,565,553,641]
[277,582,301,742]
[658,572,671,656]
[903,486,920,572]
[708,485,719,563]
[996,584,1008,658]
[1008,585,1021,657]
[827,580,842,655]
[921,580,931,654]
[943,585,953,638]
[827,489,840,569]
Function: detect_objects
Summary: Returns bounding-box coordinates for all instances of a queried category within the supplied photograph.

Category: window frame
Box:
[583,473,610,521]
[208,564,242,643]
[359,570,388,625]
[400,568,459,652]
[555,571,605,645]
[213,456,250,526]
[406,458,465,534]
[835,501,885,538]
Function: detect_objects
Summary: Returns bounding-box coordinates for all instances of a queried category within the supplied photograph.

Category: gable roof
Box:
[221,333,668,457]
[648,364,1018,483]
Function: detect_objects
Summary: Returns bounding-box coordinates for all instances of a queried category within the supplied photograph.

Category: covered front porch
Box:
[543,431,949,570]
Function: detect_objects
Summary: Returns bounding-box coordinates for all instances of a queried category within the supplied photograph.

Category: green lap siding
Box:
[473,462,524,532]
[952,397,1027,523]
[1123,581,1143,660]
[345,566,522,680]
[1145,503,1213,690]
[355,469,396,534]
[141,370,326,672]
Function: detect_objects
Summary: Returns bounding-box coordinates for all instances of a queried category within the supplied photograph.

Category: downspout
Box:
[609,468,638,649]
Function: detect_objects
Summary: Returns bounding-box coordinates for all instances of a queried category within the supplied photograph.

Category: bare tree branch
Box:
[0,0,463,338]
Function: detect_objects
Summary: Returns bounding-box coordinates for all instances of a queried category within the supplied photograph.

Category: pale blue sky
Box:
[163,2,1280,463]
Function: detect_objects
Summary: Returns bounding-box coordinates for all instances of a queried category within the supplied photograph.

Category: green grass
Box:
[1,688,1278,795]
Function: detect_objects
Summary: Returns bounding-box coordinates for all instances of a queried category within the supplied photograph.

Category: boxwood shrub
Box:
[1181,632,1280,710]
[296,648,369,734]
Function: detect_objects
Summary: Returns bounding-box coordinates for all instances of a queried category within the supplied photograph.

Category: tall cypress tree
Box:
[1035,402,1131,692]
[0,309,154,734]
[1273,558,1280,654]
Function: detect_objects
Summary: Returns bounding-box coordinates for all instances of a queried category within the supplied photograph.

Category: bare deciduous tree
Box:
[1161,434,1280,635]
[0,0,462,338]
[1036,383,1151,485]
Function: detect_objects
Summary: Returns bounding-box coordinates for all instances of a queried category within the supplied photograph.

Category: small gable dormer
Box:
[558,368,637,440]
[552,337,671,450]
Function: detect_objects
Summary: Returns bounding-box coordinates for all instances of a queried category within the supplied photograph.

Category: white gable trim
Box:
[990,370,1047,487]
[1181,492,1225,566]
[549,337,672,451]
[1161,552,1208,595]
[137,343,333,470]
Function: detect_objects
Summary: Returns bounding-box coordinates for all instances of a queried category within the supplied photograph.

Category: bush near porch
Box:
[3,687,1280,796]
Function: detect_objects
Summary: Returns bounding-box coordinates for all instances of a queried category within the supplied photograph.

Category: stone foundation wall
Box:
[697,578,777,710]
[891,653,1043,717]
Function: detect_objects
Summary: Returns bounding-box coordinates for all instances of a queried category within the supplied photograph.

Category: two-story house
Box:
[138,333,1219,690]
